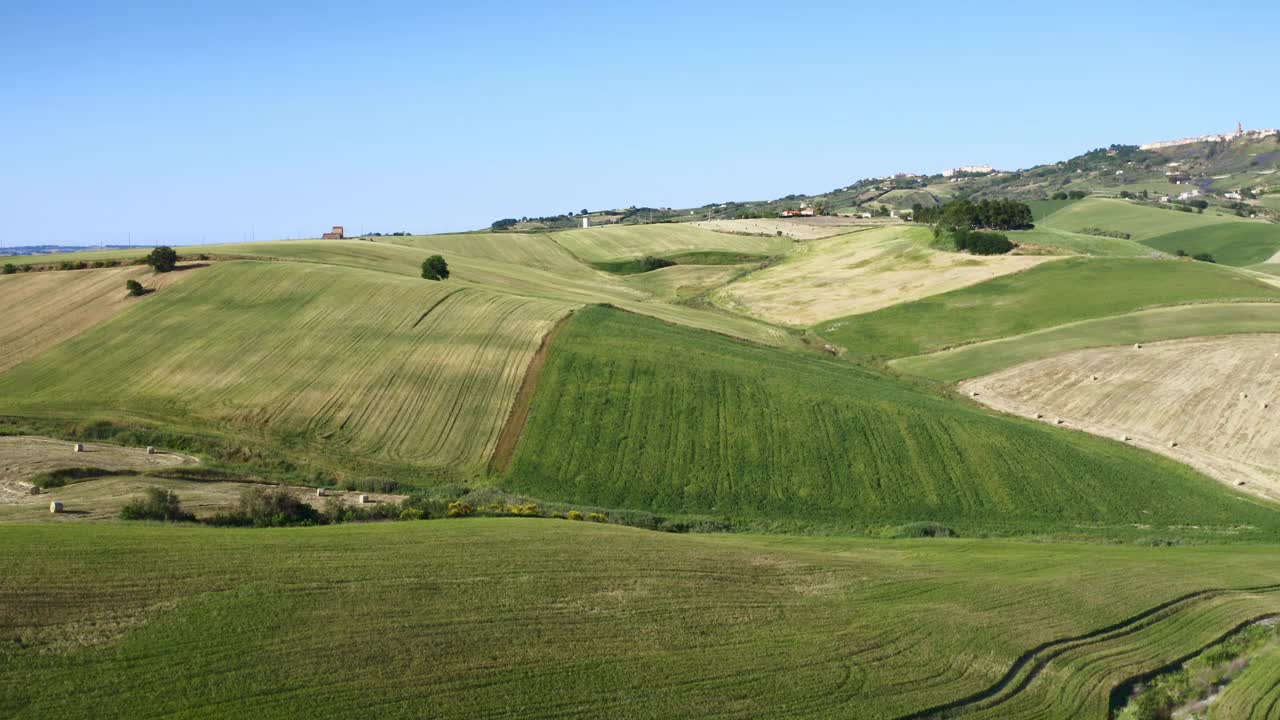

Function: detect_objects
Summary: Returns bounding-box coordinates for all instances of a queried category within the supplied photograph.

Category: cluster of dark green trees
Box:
[911,199,1034,230]
[950,229,1015,255]
[1050,190,1088,200]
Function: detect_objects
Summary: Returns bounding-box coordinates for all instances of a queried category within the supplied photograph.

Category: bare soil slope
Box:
[960,335,1280,502]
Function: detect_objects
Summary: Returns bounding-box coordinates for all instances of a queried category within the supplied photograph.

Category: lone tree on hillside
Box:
[145,246,179,273]
[125,279,146,296]
[422,255,450,281]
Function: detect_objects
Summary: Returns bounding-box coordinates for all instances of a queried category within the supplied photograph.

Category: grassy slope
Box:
[0,264,197,373]
[1009,226,1163,257]
[549,223,791,262]
[504,306,1280,536]
[1027,198,1080,221]
[3,521,1280,719]
[893,303,1280,382]
[821,258,1280,359]
[0,261,571,479]
[1037,197,1248,242]
[1211,644,1280,719]
[2,237,792,346]
[1139,222,1280,266]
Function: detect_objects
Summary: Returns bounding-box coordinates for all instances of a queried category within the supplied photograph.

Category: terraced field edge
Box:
[488,309,575,474]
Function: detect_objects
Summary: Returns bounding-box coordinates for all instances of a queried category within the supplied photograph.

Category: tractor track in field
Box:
[896,583,1280,720]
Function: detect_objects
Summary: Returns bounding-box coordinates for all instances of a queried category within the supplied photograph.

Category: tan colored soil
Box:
[960,335,1280,502]
[692,218,879,241]
[0,436,198,501]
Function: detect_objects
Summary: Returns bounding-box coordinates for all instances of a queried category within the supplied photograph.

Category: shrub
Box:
[399,507,426,521]
[881,522,959,539]
[145,246,179,273]
[125,279,146,296]
[446,501,474,518]
[490,218,518,231]
[567,510,584,521]
[2,263,15,274]
[120,487,194,522]
[1192,253,1216,263]
[505,502,541,516]
[421,254,450,280]
[30,467,115,489]
[639,256,676,272]
[952,228,1014,255]
[587,512,608,523]
[210,486,323,527]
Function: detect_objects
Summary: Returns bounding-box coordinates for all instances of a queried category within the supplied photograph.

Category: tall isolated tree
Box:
[421,255,450,281]
[145,246,178,273]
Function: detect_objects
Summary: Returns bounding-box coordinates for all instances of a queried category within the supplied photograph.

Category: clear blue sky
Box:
[3,1,1277,246]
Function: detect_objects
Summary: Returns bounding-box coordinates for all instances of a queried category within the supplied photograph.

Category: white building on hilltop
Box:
[942,165,994,178]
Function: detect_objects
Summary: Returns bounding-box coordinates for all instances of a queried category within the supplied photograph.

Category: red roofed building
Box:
[321,225,344,239]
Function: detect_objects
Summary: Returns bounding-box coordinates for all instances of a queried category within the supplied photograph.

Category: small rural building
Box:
[781,208,815,217]
[321,225,345,239]
[582,217,591,229]
[1224,191,1242,200]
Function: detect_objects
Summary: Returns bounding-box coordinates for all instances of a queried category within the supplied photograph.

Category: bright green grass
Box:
[504,306,1280,536]
[0,261,572,479]
[1140,222,1280,266]
[892,303,1280,382]
[4,521,1280,719]
[1027,198,1081,221]
[1038,198,1247,242]
[1211,643,1280,719]
[820,258,1280,359]
[1010,226,1163,257]
[549,223,791,262]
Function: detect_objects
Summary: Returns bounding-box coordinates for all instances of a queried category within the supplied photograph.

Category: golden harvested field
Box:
[709,225,1056,325]
[690,218,870,240]
[0,262,574,476]
[960,335,1280,501]
[0,474,402,522]
[549,223,791,262]
[0,264,200,373]
[0,436,196,500]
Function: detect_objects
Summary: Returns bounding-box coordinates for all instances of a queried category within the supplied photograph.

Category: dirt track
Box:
[960,335,1280,502]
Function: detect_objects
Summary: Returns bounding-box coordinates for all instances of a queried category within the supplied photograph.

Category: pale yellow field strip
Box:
[960,335,1280,502]
[0,264,201,373]
[709,226,1058,326]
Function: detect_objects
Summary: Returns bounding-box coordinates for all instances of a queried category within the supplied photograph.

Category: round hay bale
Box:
[1134,343,1143,349]
[316,488,328,497]
[49,501,63,514]
[970,390,980,397]
[1121,435,1131,442]
[73,443,84,452]
[1034,413,1044,419]
[146,446,156,455]
[1091,375,1099,381]
[1236,481,1247,487]
[359,494,370,504]
[1055,419,1066,425]
[1240,392,1249,400]
[1169,441,1178,448]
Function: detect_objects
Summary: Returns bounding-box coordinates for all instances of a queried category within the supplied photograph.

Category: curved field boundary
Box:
[891,302,1280,382]
[1210,640,1280,719]
[897,584,1280,719]
[487,310,574,474]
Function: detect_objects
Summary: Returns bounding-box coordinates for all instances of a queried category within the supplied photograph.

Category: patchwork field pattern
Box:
[821,257,1280,359]
[0,261,573,476]
[710,226,1054,326]
[1139,222,1280,267]
[549,223,791,262]
[0,264,199,373]
[504,306,1280,535]
[960,335,1280,501]
[893,303,1280,382]
[1037,197,1253,242]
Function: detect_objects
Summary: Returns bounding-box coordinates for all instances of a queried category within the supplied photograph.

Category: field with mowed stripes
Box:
[3,521,1279,719]
[0,261,571,478]
[503,305,1280,536]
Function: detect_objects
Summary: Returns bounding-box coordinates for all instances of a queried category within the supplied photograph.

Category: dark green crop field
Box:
[1141,222,1280,267]
[820,257,1280,359]
[4,520,1280,720]
[504,306,1280,536]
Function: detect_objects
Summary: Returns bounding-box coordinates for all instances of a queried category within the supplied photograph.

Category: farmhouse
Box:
[321,225,345,239]
[942,165,994,178]
[781,208,815,217]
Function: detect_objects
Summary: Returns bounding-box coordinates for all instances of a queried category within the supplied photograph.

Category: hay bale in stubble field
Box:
[73,443,84,452]
[50,501,63,513]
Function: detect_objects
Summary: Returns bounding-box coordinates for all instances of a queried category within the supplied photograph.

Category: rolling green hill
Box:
[819,257,1280,359]
[1139,222,1280,266]
[892,303,1280,382]
[4,521,1280,719]
[1037,197,1246,242]
[504,305,1280,536]
[0,261,572,479]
